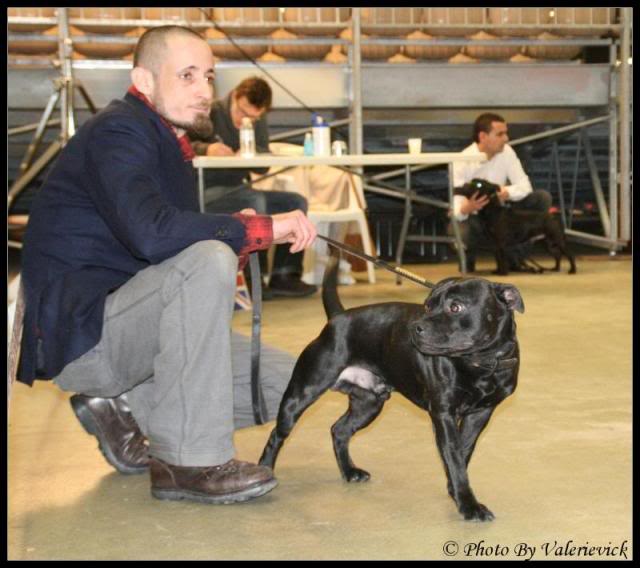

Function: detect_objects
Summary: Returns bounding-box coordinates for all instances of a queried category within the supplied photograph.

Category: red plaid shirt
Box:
[127,85,273,266]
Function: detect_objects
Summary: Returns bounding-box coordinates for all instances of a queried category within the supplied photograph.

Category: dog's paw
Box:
[461,502,495,522]
[343,467,371,483]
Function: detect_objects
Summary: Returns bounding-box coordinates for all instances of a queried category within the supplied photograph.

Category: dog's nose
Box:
[414,323,425,336]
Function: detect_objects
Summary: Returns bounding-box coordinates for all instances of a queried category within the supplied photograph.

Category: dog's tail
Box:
[322,247,345,320]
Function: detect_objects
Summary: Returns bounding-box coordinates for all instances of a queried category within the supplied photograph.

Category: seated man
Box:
[190,76,316,298]
[450,112,552,272]
[18,25,317,505]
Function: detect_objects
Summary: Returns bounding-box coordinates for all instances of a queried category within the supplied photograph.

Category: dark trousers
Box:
[451,189,553,267]
[205,184,309,277]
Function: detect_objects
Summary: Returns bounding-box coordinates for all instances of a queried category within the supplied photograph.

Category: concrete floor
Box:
[8,253,632,560]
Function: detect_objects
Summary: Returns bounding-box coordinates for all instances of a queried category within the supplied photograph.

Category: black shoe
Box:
[70,393,149,474]
[267,275,318,298]
[246,279,274,301]
[259,285,274,301]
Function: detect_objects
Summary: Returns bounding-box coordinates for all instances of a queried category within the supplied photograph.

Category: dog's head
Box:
[411,277,524,356]
[454,178,501,207]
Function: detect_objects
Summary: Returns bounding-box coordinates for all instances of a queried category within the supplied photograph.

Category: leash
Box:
[249,252,268,425]
[317,235,436,289]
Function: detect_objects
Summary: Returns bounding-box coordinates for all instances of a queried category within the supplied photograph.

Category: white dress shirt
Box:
[452,142,533,221]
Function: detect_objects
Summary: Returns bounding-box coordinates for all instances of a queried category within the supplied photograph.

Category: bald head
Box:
[134,25,205,76]
[130,25,214,138]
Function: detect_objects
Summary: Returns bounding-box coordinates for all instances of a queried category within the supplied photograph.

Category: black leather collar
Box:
[495,357,519,370]
[467,341,518,373]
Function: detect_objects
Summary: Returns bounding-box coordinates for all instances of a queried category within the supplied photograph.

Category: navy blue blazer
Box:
[18,92,248,385]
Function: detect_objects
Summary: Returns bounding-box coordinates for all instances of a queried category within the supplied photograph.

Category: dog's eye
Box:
[449,302,464,313]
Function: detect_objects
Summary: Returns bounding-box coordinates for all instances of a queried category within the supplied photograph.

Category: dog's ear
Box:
[494,283,525,313]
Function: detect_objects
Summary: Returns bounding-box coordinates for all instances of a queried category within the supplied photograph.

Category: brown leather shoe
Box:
[150,457,278,504]
[70,393,149,474]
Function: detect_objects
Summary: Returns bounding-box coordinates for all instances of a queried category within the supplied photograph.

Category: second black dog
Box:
[455,178,577,275]
[260,252,524,522]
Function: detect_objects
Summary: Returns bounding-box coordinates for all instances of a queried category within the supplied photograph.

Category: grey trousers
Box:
[54,241,295,467]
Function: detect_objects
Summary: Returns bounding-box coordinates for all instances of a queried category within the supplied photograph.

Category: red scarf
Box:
[127,85,195,162]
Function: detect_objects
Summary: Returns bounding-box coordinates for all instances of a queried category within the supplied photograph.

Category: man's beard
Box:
[153,93,214,139]
[169,113,214,140]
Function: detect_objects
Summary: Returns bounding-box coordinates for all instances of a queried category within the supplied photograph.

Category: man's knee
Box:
[266,191,308,214]
[251,192,269,215]
[520,189,552,213]
[537,189,553,211]
[177,241,238,288]
[288,192,308,214]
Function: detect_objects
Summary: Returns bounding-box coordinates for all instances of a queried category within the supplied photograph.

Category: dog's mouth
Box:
[411,332,476,356]
[416,343,475,356]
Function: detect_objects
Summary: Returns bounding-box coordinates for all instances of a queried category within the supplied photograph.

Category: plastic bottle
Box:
[303,132,314,156]
[239,117,256,158]
[311,113,331,157]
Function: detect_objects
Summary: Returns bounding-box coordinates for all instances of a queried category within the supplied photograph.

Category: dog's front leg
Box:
[431,412,495,522]
[459,407,495,467]
[445,407,496,500]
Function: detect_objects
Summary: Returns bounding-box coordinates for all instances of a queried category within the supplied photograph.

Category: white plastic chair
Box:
[253,143,376,284]
[305,174,376,284]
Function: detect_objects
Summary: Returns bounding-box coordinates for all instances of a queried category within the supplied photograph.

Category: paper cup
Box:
[408,138,422,154]
[331,140,348,156]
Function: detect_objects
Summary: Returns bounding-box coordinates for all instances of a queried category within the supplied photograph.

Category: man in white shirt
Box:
[451,113,552,272]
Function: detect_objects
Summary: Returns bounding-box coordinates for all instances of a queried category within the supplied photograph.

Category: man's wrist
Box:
[460,200,473,215]
[232,213,273,255]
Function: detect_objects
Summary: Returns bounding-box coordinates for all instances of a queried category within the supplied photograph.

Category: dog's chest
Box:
[453,366,517,414]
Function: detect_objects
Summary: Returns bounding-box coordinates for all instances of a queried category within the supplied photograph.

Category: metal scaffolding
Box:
[8,7,632,252]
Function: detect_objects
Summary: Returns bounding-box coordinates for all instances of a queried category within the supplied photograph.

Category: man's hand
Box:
[206,142,235,156]
[498,186,510,204]
[271,210,316,254]
[460,191,490,215]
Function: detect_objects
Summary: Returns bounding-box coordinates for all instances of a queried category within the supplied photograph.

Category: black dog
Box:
[455,178,577,275]
[260,253,524,521]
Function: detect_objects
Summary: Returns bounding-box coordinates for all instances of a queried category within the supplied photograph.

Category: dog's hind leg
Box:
[258,394,313,469]
[259,345,340,470]
[552,240,577,274]
[259,382,328,470]
[545,218,577,274]
[331,384,388,482]
[545,240,562,271]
